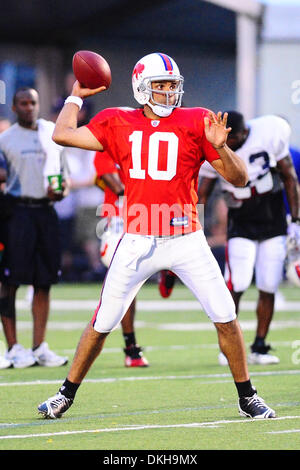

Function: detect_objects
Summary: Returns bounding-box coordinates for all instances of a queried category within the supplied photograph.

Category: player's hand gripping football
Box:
[204,111,232,149]
[71,80,107,99]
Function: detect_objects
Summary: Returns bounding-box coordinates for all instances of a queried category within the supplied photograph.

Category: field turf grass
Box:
[0,281,299,454]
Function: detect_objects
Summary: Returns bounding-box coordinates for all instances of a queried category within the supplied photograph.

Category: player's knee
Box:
[93,316,118,334]
[230,276,252,293]
[256,279,278,294]
[33,285,51,293]
[92,326,110,339]
[215,318,238,335]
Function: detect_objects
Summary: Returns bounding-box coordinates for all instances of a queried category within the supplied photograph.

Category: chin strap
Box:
[147,101,174,117]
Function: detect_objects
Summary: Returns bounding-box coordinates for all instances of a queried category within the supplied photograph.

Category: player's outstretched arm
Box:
[204,111,248,187]
[53,80,105,150]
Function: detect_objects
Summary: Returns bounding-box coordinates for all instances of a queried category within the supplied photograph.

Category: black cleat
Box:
[38,392,73,419]
[239,393,276,419]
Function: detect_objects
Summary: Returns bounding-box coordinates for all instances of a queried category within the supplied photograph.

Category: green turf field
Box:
[0,282,299,451]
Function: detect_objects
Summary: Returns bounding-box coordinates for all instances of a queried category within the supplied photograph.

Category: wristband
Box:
[64,96,83,110]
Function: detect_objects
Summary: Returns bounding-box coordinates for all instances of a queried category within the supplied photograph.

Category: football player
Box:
[38,53,276,420]
[198,111,300,365]
[94,149,149,367]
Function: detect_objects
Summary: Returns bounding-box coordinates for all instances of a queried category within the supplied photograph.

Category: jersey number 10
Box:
[129,131,179,181]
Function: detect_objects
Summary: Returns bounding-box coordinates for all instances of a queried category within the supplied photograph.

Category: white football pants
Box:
[224,235,286,294]
[93,230,236,332]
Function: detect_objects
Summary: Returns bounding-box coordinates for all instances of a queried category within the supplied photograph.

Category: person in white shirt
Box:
[0,87,69,369]
[0,116,11,369]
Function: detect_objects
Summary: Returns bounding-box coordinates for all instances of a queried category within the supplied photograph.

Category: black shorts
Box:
[0,202,61,286]
[0,193,15,245]
[227,190,287,241]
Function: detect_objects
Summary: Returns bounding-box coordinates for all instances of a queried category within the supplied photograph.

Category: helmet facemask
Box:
[132,53,184,117]
[139,75,184,117]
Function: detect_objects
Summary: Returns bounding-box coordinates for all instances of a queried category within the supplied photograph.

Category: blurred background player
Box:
[0,87,69,368]
[0,116,11,368]
[51,73,104,283]
[198,111,300,366]
[0,117,11,134]
[158,269,176,298]
[94,149,149,367]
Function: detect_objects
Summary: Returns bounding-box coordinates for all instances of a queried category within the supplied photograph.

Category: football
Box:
[72,50,112,89]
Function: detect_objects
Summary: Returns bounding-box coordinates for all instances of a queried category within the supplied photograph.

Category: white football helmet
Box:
[286,258,300,287]
[285,237,300,287]
[132,52,184,117]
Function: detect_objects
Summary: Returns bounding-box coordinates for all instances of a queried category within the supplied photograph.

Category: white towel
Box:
[126,235,154,270]
[37,118,63,190]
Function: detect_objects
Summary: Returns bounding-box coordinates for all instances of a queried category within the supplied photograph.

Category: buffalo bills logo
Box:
[132,63,145,79]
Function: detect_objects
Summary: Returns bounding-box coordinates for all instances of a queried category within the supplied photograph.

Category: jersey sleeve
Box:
[270,116,291,161]
[94,150,117,177]
[85,109,115,150]
[199,109,221,163]
[202,136,221,163]
[199,160,218,178]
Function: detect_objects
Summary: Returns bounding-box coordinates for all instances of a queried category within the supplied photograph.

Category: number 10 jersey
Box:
[87,106,220,236]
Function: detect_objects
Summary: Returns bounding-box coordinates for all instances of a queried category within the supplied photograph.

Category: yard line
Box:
[0,340,289,357]
[15,299,300,312]
[267,429,300,434]
[1,415,299,440]
[2,319,300,332]
[61,340,300,354]
[157,320,300,331]
[1,369,300,387]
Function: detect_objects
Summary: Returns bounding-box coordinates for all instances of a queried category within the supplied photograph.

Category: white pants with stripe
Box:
[224,235,286,294]
[93,230,236,332]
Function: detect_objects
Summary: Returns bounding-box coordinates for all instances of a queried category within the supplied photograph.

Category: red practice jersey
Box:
[87,107,220,236]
